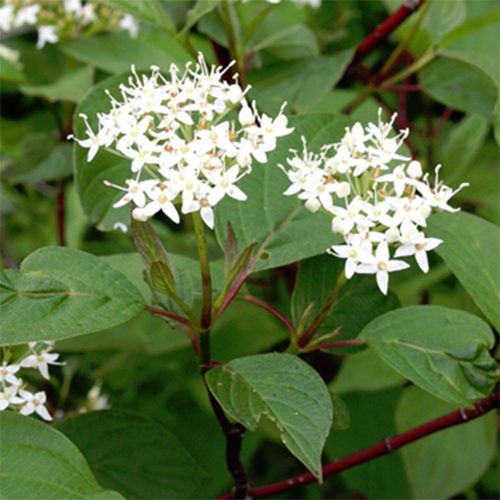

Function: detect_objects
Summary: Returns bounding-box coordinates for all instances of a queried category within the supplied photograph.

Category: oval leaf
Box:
[0,247,145,346]
[58,411,208,499]
[428,211,500,330]
[205,353,333,479]
[360,305,498,405]
[0,412,122,499]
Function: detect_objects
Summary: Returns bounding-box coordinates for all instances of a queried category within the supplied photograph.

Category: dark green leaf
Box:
[396,387,497,498]
[58,411,208,499]
[206,353,333,479]
[360,305,498,405]
[428,211,500,330]
[0,412,122,499]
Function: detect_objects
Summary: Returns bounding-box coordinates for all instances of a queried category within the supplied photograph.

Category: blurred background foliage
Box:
[1,0,498,498]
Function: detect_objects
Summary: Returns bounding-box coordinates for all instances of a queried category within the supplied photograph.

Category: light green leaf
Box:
[0,247,145,346]
[428,211,500,330]
[396,387,497,498]
[360,305,498,406]
[330,348,406,394]
[249,50,354,114]
[58,411,208,499]
[420,55,497,116]
[205,353,333,479]
[214,114,350,272]
[20,66,94,103]
[0,412,122,499]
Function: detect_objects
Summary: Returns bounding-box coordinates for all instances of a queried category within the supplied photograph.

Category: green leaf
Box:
[396,387,497,498]
[20,66,94,103]
[0,412,122,499]
[205,353,333,479]
[325,389,411,499]
[428,211,500,330]
[249,50,354,114]
[291,253,343,325]
[3,133,73,183]
[360,305,498,405]
[436,114,489,183]
[183,0,221,33]
[420,55,497,116]
[100,0,176,33]
[73,72,133,226]
[61,31,190,75]
[252,24,320,60]
[57,411,208,499]
[214,114,350,273]
[0,247,145,346]
[329,348,406,394]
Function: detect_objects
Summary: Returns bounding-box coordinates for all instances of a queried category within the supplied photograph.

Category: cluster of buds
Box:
[279,111,468,295]
[72,53,293,229]
[0,341,62,421]
[0,0,138,49]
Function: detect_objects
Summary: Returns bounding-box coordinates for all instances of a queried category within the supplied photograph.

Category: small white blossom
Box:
[19,390,52,421]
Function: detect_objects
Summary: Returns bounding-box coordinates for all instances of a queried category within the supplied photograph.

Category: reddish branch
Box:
[348,0,425,71]
[241,294,295,335]
[219,390,498,499]
[145,305,191,326]
[56,180,66,246]
[311,338,365,351]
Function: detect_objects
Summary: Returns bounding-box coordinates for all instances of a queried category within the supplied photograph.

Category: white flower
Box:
[205,166,247,205]
[20,351,62,380]
[14,4,40,28]
[19,390,52,421]
[36,25,58,48]
[407,160,422,179]
[0,385,24,411]
[328,236,373,279]
[356,242,410,295]
[395,235,443,273]
[141,185,180,224]
[0,363,21,386]
[377,165,411,197]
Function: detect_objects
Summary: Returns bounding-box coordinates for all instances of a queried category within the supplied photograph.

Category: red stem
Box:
[379,83,422,92]
[311,338,365,351]
[219,390,499,499]
[145,305,191,326]
[428,107,453,140]
[348,0,425,70]
[56,180,66,246]
[241,294,294,335]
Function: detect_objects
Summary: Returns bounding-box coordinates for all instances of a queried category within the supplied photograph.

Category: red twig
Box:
[241,294,295,335]
[379,83,422,93]
[311,338,365,351]
[145,305,191,326]
[219,390,499,499]
[427,107,453,140]
[348,0,425,71]
[56,180,66,246]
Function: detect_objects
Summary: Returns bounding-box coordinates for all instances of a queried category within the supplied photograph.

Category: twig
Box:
[145,305,191,326]
[379,83,422,92]
[347,0,425,72]
[427,107,453,140]
[218,390,498,498]
[309,338,365,351]
[56,180,66,246]
[241,294,295,335]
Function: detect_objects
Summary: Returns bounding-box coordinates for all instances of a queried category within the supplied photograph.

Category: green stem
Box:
[297,271,347,349]
[341,85,374,115]
[219,0,244,80]
[192,212,212,331]
[381,51,435,88]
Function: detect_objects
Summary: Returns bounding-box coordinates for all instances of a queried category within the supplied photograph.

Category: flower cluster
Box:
[72,53,293,229]
[279,111,468,295]
[0,0,138,49]
[0,341,62,421]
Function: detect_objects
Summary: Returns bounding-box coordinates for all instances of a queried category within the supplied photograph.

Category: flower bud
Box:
[407,160,422,179]
[385,227,400,243]
[228,84,243,104]
[305,198,321,213]
[332,216,346,234]
[238,106,254,126]
[335,181,351,198]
